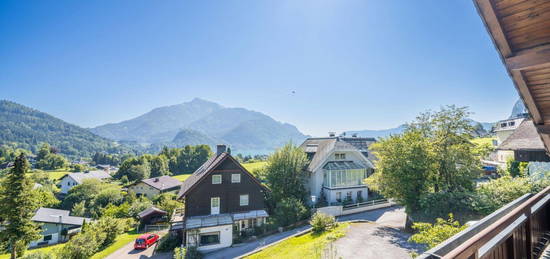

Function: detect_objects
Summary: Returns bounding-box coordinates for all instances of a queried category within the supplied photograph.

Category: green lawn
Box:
[243,161,267,172]
[471,137,496,147]
[91,230,141,259]
[172,174,192,182]
[246,223,349,259]
[0,243,66,259]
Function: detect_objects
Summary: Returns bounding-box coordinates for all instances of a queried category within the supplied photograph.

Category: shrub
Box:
[409,213,467,249]
[419,191,476,219]
[20,252,57,259]
[186,246,202,259]
[174,247,186,259]
[310,212,336,234]
[157,234,182,252]
[273,197,310,227]
[474,176,532,215]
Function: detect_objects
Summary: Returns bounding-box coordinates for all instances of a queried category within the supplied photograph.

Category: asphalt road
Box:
[104,233,172,259]
[332,222,425,259]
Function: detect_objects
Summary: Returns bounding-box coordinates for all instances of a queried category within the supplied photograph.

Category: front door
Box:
[211,197,220,215]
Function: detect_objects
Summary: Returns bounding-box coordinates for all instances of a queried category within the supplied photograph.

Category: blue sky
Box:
[0,0,518,136]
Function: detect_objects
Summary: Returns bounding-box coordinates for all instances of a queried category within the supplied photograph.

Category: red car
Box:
[134,233,160,249]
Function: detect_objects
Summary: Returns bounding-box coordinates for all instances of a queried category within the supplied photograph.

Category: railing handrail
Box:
[342,198,389,209]
[442,185,550,259]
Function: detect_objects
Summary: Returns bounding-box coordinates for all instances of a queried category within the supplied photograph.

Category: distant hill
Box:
[345,121,495,139]
[0,100,130,158]
[91,98,307,154]
[91,98,223,143]
[344,125,407,139]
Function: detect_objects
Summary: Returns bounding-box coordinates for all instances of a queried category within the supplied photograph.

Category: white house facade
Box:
[59,170,112,194]
[300,135,375,205]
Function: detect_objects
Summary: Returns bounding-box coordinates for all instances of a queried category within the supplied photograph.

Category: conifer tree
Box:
[0,153,40,259]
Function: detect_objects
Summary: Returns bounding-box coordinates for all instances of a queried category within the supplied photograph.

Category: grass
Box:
[471,137,495,147]
[91,230,141,259]
[246,222,350,259]
[243,161,267,172]
[0,243,66,259]
[172,174,192,182]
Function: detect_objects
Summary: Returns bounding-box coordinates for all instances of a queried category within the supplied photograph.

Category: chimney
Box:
[154,178,160,182]
[328,132,336,137]
[216,145,227,156]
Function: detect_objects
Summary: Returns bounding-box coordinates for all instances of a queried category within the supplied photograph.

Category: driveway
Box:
[205,205,408,259]
[337,206,407,229]
[104,232,172,259]
[332,222,425,259]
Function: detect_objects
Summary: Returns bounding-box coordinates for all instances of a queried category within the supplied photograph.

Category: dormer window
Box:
[335,153,346,160]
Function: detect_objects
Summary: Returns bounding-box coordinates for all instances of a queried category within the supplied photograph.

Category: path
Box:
[104,231,171,259]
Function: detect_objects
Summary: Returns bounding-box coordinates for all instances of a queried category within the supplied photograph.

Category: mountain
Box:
[91,98,307,154]
[0,100,129,158]
[345,125,407,139]
[345,121,495,139]
[90,98,223,143]
[509,99,528,119]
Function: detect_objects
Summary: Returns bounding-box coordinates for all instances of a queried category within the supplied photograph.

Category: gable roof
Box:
[139,175,182,191]
[300,137,374,172]
[32,207,90,226]
[61,170,111,184]
[177,152,267,199]
[137,206,167,219]
[497,120,546,151]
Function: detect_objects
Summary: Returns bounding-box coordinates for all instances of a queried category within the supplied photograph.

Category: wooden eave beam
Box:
[506,44,550,71]
[474,0,547,148]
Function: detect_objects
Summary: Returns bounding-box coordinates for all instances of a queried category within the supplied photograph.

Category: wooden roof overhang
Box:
[474,0,550,152]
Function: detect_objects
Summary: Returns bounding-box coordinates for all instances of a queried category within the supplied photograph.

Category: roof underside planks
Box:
[474,0,550,152]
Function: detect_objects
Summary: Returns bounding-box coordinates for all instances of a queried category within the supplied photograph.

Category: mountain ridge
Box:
[0,100,130,158]
[91,98,307,153]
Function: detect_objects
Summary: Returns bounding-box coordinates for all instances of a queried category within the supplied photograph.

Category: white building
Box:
[300,134,375,205]
[30,208,90,247]
[59,170,112,194]
[494,117,526,146]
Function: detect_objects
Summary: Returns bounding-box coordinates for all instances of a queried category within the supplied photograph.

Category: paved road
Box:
[332,222,425,259]
[104,232,172,259]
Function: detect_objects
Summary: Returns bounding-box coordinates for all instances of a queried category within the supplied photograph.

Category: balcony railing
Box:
[418,186,550,259]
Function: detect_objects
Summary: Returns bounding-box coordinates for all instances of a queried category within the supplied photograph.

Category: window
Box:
[509,121,515,126]
[501,122,507,127]
[231,174,241,183]
[240,194,249,206]
[43,235,52,241]
[212,175,222,184]
[336,192,341,201]
[346,191,352,200]
[357,190,363,200]
[199,232,220,246]
[335,153,346,160]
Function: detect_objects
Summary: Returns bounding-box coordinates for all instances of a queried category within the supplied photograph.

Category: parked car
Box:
[134,233,160,249]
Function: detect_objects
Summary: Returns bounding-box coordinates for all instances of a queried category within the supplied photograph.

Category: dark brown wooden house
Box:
[172,145,269,252]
